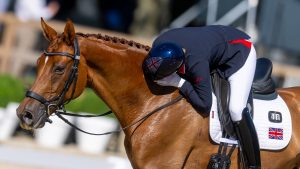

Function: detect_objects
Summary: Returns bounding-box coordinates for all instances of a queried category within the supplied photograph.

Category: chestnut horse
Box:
[17,19,300,169]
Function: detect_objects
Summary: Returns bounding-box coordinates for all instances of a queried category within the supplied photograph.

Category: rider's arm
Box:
[179,61,212,115]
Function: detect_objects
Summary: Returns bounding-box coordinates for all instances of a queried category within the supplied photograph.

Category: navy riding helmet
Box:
[143,42,185,80]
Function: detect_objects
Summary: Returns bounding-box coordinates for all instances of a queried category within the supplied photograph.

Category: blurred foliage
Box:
[0,74,114,118]
[65,88,114,118]
[0,74,25,107]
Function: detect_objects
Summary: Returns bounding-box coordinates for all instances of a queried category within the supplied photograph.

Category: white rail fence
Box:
[0,13,152,76]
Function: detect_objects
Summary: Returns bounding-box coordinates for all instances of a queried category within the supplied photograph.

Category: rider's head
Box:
[143,42,185,80]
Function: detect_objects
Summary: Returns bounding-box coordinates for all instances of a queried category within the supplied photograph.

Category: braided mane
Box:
[76,32,151,51]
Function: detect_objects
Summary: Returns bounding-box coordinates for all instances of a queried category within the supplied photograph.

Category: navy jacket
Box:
[152,25,251,115]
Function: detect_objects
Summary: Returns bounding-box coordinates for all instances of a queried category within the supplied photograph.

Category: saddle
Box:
[211,57,277,138]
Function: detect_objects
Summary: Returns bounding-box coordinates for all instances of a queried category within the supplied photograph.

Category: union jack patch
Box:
[269,127,283,140]
[145,57,163,74]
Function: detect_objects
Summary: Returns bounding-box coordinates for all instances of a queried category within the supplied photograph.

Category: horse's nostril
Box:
[23,111,34,126]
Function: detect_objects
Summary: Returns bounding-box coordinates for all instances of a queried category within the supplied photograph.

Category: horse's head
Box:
[17,18,88,130]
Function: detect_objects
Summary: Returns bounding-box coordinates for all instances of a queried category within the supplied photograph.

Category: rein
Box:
[25,36,184,135]
[56,95,183,135]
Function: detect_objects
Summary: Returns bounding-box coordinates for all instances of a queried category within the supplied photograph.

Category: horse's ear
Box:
[63,19,75,46]
[41,17,57,42]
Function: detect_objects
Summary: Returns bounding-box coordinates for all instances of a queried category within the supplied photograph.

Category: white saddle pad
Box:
[209,93,292,150]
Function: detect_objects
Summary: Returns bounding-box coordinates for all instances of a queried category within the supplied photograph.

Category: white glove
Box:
[155,72,186,88]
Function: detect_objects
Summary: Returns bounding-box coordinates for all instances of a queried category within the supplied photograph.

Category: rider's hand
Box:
[155,72,186,88]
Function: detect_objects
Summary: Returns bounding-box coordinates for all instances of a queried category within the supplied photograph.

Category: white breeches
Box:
[228,45,257,122]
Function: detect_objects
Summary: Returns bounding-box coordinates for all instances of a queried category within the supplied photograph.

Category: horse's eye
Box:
[54,65,65,75]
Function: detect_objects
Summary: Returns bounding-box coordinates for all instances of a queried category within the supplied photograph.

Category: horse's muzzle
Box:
[16,100,48,130]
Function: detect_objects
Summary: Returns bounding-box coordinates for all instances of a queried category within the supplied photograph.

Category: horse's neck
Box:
[80,37,173,132]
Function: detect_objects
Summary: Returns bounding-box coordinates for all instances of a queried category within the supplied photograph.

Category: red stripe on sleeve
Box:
[229,39,252,48]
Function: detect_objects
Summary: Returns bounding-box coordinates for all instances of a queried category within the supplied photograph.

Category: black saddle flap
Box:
[252,58,276,95]
[211,72,235,137]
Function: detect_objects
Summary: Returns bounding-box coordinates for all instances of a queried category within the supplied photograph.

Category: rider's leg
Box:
[228,44,256,122]
[228,44,261,168]
[235,107,261,168]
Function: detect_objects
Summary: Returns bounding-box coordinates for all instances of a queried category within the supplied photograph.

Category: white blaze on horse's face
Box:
[40,56,49,73]
[45,56,49,64]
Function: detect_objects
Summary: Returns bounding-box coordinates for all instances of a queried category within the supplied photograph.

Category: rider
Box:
[143,25,260,168]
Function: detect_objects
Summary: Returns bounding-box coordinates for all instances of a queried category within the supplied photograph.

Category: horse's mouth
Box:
[33,113,47,129]
[20,112,47,130]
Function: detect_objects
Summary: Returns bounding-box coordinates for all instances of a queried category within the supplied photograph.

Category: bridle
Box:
[25,36,184,135]
[26,37,80,117]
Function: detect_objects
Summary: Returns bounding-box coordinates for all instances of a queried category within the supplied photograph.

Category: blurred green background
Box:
[0,75,24,107]
[0,74,112,117]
